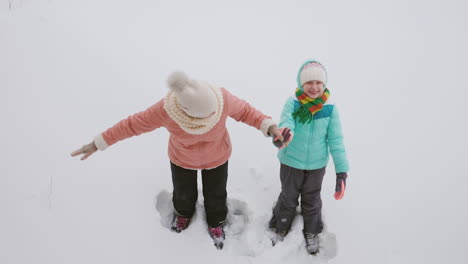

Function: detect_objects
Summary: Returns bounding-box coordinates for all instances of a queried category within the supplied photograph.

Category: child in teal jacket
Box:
[269,60,349,255]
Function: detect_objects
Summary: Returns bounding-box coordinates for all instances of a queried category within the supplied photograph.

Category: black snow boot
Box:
[303,231,320,255]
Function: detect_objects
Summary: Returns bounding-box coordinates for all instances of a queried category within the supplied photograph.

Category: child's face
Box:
[302,80,324,98]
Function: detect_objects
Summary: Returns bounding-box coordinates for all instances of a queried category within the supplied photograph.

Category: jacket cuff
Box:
[260,118,277,137]
[336,172,348,178]
[94,134,109,151]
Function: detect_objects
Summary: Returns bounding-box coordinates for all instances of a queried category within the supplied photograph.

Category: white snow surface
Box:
[2,1,468,264]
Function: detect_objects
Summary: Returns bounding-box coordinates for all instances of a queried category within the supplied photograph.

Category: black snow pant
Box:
[171,161,228,228]
[270,163,326,234]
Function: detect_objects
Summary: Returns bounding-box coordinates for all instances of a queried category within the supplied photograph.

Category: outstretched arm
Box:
[275,97,297,148]
[224,88,282,140]
[71,99,166,160]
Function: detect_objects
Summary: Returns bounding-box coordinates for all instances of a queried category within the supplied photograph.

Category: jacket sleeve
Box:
[278,97,296,131]
[94,99,166,150]
[223,88,276,136]
[327,106,349,173]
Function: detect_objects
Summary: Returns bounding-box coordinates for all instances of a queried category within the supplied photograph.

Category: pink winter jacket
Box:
[94,88,275,169]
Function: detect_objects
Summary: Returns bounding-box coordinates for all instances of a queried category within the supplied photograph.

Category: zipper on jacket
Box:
[306,119,313,164]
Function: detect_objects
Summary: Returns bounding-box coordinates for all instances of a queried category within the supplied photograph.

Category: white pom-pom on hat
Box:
[167,71,191,93]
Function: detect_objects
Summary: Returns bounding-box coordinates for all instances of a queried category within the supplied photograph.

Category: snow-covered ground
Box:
[2,0,468,263]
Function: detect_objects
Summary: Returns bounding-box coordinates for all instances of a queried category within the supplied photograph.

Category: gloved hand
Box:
[334,172,348,200]
[272,127,293,149]
[71,141,98,160]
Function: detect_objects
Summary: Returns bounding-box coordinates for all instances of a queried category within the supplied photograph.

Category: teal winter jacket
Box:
[277,97,349,173]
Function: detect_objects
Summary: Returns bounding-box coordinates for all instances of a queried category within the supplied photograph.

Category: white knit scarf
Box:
[163,85,224,135]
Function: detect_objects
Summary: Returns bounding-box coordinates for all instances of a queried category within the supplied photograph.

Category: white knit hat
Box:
[299,62,327,86]
[167,71,218,118]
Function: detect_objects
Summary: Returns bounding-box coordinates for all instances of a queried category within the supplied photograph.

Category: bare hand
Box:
[271,127,294,149]
[268,125,284,142]
[71,142,98,160]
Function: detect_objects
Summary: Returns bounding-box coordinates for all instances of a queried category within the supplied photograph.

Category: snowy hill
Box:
[2,1,468,264]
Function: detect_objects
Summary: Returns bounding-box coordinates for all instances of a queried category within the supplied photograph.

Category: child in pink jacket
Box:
[71,71,283,250]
